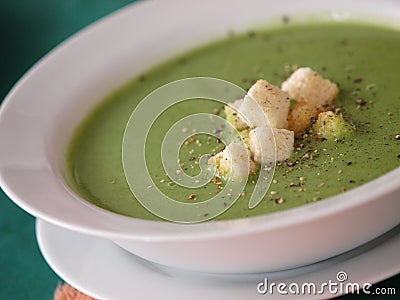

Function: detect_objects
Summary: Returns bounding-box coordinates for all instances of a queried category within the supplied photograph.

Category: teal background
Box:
[0,1,398,299]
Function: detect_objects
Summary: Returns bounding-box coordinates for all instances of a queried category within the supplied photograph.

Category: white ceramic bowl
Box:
[0,0,399,274]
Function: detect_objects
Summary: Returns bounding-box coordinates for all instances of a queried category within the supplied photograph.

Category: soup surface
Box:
[68,23,400,221]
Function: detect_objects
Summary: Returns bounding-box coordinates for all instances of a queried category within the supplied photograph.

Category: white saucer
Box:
[36,219,400,299]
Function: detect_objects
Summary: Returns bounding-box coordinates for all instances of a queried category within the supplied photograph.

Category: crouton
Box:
[224,99,249,130]
[313,111,354,140]
[282,67,339,106]
[209,142,257,180]
[288,101,322,137]
[240,80,290,129]
[249,127,294,163]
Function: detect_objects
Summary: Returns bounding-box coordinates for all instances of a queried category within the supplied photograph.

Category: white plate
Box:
[1,0,400,274]
[36,219,400,300]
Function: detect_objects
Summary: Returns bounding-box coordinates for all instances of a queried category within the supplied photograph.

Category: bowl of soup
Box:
[0,0,399,273]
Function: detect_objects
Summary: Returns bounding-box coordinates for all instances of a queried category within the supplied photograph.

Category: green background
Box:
[0,1,398,299]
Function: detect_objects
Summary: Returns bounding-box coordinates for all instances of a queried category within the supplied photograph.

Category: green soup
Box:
[68,23,400,221]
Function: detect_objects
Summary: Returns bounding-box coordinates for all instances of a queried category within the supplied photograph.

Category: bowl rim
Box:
[0,0,399,242]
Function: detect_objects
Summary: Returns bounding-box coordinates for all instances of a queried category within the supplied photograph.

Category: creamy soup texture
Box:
[68,23,400,221]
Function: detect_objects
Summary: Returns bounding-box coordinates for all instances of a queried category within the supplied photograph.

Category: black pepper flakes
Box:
[355,98,367,106]
[188,194,197,200]
[282,15,290,24]
[247,30,256,38]
[310,116,317,124]
[287,161,296,167]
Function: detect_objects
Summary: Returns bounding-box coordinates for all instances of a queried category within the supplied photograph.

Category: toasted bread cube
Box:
[240,80,290,129]
[224,99,249,130]
[313,111,354,140]
[288,101,322,137]
[208,143,257,179]
[249,127,294,163]
[282,67,339,106]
